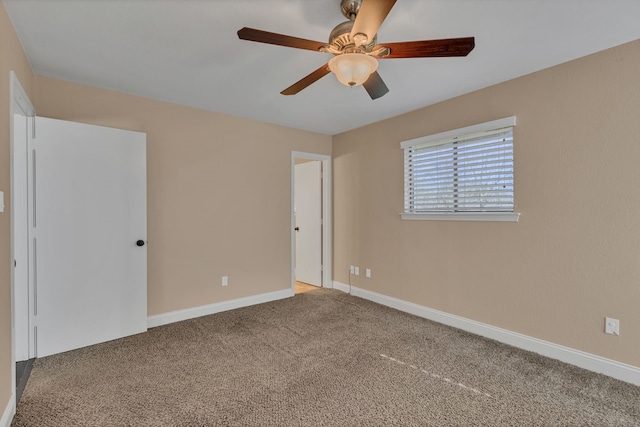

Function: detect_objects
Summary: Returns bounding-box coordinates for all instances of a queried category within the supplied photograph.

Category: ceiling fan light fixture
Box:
[328,53,378,87]
[238,0,474,99]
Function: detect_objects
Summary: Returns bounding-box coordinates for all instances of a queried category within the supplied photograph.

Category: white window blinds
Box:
[403,121,514,214]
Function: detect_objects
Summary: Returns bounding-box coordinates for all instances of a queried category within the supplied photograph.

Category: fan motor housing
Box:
[329,20,377,51]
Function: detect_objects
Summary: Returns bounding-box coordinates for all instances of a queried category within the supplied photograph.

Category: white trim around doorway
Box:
[9,70,36,425]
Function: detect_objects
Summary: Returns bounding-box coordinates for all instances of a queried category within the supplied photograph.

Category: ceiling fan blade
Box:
[363,71,389,100]
[281,64,331,95]
[350,0,397,46]
[238,27,327,52]
[376,37,475,59]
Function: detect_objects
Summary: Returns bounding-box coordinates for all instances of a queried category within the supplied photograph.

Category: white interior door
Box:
[294,161,322,286]
[33,116,147,357]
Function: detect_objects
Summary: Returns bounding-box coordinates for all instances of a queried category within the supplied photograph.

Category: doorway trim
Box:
[291,152,332,291]
[9,71,36,419]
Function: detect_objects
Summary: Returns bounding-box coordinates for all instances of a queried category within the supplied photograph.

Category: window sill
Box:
[400,212,520,222]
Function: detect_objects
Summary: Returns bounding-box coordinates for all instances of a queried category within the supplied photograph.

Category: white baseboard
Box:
[148,288,294,328]
[0,394,15,427]
[334,281,640,386]
[332,281,350,293]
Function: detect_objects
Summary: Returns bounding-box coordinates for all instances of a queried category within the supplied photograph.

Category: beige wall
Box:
[333,39,640,367]
[35,77,331,315]
[0,1,35,414]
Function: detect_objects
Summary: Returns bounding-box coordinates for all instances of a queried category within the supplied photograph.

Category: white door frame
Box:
[291,152,332,291]
[10,71,36,412]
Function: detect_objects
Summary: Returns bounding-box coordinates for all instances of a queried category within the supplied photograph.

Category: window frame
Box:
[400,117,520,222]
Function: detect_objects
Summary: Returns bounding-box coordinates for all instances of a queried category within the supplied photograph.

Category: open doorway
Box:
[294,159,322,289]
[291,152,332,294]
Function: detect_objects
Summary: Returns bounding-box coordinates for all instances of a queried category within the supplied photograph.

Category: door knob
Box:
[294,227,300,231]
[136,240,145,247]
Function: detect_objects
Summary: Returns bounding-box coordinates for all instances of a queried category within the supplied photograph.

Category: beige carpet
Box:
[13,289,640,426]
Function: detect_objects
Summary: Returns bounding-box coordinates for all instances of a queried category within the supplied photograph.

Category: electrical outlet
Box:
[605,317,619,335]
[354,266,360,276]
[222,276,228,287]
[350,265,355,274]
[365,268,371,278]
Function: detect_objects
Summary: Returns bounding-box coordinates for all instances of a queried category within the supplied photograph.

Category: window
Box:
[401,117,519,222]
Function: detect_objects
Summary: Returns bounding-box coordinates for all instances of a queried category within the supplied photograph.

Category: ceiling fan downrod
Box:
[340,0,362,20]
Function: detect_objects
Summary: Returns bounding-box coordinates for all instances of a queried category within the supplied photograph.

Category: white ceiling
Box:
[5,0,640,135]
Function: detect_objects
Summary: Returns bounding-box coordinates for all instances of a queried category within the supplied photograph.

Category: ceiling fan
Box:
[237,0,475,100]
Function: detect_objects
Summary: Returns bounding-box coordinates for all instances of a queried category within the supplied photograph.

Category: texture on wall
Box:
[333,39,640,368]
[35,76,332,318]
